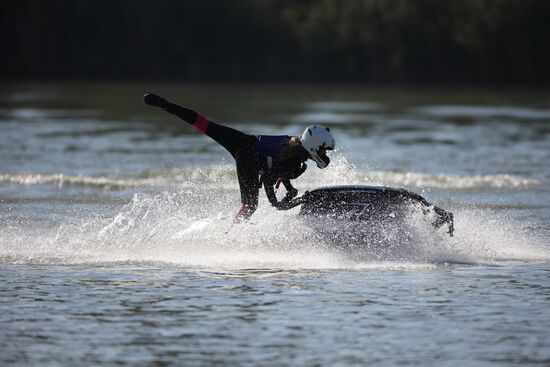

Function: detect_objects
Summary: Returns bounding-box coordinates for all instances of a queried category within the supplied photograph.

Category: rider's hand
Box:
[285,187,298,201]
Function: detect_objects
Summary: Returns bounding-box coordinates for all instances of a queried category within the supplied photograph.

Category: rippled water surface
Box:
[1,83,549,366]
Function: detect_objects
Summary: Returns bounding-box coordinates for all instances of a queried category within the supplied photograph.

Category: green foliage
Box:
[2,0,549,84]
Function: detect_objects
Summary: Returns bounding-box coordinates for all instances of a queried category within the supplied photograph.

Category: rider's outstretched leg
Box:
[144,93,250,158]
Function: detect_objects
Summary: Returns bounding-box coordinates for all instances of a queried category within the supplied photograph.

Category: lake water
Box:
[1,82,549,366]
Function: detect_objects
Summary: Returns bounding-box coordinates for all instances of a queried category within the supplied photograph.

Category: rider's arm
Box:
[263,175,280,207]
[279,178,298,201]
[263,177,299,210]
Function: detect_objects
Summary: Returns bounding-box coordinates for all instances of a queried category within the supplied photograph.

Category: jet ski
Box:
[287,185,454,236]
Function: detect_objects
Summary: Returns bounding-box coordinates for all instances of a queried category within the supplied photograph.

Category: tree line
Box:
[2,0,549,84]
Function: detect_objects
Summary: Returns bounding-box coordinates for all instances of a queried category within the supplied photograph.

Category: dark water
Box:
[1,82,549,366]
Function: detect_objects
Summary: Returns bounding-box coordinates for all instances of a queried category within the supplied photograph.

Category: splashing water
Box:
[1,156,547,269]
[4,84,550,367]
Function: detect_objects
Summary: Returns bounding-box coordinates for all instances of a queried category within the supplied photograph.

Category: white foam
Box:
[0,165,237,191]
[1,153,547,268]
[0,164,539,191]
[0,173,142,190]
[414,105,550,119]
[307,101,382,112]
[292,112,376,124]
[2,107,98,120]
[362,171,539,189]
[297,154,540,190]
[1,188,548,269]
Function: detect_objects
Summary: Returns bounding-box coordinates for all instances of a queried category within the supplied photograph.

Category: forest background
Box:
[2,0,549,85]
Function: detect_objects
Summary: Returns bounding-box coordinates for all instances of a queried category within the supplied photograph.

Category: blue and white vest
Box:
[255,135,289,171]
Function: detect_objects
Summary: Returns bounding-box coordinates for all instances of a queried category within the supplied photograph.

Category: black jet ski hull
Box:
[296,186,454,236]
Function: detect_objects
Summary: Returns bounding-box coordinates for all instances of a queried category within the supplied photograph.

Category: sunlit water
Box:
[1,83,549,366]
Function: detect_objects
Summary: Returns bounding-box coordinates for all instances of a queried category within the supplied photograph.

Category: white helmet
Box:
[300,125,335,168]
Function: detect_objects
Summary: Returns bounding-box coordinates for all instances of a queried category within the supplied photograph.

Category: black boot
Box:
[143,93,168,108]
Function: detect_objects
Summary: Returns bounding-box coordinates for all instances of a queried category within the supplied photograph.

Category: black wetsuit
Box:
[144,94,308,219]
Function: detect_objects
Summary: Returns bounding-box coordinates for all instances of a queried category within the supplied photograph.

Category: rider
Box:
[143,93,335,220]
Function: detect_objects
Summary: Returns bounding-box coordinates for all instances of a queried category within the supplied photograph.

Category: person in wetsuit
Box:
[143,93,335,220]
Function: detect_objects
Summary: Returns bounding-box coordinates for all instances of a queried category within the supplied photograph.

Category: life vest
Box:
[255,135,289,171]
[255,135,307,181]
